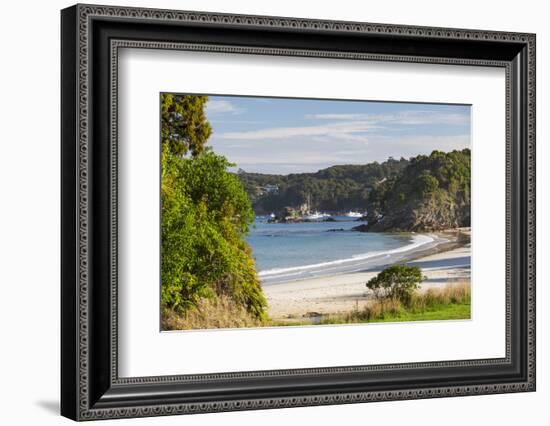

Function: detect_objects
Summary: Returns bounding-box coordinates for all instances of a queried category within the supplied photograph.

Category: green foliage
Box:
[161,93,212,157]
[160,95,267,323]
[161,147,267,320]
[378,149,470,207]
[415,171,439,196]
[366,264,424,305]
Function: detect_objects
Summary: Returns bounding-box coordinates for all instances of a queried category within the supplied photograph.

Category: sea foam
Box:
[258,234,435,278]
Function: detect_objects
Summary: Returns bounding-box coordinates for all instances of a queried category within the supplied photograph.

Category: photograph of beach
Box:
[160,94,471,330]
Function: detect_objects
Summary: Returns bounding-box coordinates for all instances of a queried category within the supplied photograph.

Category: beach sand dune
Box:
[264,244,471,320]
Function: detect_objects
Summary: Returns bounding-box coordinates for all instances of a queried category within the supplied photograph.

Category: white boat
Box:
[305,211,329,220]
[345,211,363,218]
[269,212,275,219]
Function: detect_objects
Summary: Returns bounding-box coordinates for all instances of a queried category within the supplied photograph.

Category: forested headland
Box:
[363,149,470,231]
[238,149,471,232]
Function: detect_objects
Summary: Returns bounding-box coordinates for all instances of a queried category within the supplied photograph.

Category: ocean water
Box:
[246,216,435,285]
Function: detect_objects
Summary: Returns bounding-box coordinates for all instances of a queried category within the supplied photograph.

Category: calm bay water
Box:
[246,217,430,285]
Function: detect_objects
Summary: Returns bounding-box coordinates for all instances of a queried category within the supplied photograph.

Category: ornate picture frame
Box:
[61,4,535,421]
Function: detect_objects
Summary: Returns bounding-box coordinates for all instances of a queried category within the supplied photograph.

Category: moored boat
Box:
[345,211,363,218]
[305,211,330,220]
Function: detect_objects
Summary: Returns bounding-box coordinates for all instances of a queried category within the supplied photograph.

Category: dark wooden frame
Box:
[61,4,536,421]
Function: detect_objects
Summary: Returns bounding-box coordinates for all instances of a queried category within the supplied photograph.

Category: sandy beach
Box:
[263,234,470,321]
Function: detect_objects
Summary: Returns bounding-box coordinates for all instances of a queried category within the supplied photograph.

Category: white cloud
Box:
[215,109,468,145]
[306,110,470,126]
[373,134,471,152]
[305,113,370,120]
[205,99,243,115]
[217,121,378,141]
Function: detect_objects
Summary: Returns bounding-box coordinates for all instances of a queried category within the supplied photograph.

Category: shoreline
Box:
[260,228,469,286]
[263,229,470,322]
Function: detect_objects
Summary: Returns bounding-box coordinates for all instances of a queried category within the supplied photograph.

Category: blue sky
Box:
[203,95,471,174]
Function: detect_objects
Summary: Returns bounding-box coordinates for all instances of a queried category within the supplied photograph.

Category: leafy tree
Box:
[160,94,267,325]
[415,171,439,196]
[366,265,424,305]
[161,94,212,157]
[161,147,267,320]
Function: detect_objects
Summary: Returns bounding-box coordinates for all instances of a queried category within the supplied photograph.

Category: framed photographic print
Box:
[61,4,536,421]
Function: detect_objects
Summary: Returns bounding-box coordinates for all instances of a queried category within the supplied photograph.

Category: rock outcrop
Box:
[356,149,471,232]
[361,196,469,232]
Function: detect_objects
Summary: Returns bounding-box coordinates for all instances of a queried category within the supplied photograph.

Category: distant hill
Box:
[237,157,409,215]
[364,149,471,231]
[237,149,471,232]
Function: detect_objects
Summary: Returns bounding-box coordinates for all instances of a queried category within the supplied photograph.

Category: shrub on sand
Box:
[366,264,425,305]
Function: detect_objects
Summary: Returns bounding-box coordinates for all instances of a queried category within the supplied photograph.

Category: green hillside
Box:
[238,148,471,232]
[237,157,409,214]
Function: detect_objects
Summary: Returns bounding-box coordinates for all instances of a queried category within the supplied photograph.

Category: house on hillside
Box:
[264,184,279,194]
[257,184,279,196]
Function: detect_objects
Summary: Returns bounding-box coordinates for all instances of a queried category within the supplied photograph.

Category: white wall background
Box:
[0,0,546,424]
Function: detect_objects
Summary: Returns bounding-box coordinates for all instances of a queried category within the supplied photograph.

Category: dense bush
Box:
[377,149,470,208]
[366,264,425,305]
[160,95,267,326]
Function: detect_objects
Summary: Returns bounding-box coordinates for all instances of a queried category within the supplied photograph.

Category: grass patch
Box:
[376,301,470,322]
[320,281,471,325]
[162,295,264,330]
[163,282,471,329]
